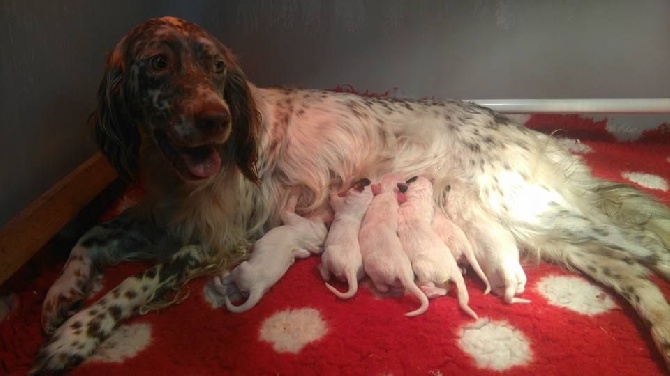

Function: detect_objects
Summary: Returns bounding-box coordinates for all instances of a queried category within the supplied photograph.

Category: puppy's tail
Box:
[402,271,429,317]
[225,288,263,313]
[325,268,359,299]
[448,272,478,320]
[448,224,491,294]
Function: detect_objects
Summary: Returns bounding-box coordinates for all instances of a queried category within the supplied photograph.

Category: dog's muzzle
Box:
[161,100,232,180]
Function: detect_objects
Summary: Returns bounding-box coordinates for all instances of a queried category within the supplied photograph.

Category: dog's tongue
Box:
[182,146,221,179]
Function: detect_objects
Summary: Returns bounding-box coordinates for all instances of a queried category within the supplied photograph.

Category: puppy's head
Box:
[91,17,260,183]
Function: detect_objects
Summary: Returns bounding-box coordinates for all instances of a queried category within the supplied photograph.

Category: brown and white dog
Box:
[34,16,670,373]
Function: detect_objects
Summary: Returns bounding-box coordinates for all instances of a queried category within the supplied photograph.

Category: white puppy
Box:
[444,183,530,304]
[217,210,327,313]
[359,174,429,317]
[397,176,478,319]
[320,178,374,299]
[432,210,491,294]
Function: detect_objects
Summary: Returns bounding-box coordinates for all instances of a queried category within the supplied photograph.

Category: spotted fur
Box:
[35,16,670,372]
[33,245,216,373]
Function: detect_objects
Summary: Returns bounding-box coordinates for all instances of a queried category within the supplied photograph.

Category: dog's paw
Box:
[41,265,94,334]
[31,310,101,375]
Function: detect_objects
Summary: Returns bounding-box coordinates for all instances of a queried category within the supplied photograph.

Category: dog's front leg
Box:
[41,210,177,334]
[32,245,214,374]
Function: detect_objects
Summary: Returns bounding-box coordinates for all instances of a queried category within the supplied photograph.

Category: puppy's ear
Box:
[224,62,260,184]
[89,47,141,182]
[353,178,372,191]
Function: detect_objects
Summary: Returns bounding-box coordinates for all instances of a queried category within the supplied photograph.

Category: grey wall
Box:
[1,0,669,226]
[205,0,670,99]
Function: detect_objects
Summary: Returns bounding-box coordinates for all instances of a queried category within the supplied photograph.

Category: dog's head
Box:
[91,17,260,183]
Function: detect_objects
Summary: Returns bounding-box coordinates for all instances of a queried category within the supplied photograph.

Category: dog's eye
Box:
[213,60,226,74]
[149,55,168,72]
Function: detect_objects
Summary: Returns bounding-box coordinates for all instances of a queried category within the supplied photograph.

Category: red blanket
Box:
[2,112,669,375]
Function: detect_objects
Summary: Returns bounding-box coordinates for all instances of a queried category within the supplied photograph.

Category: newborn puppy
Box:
[397,176,478,319]
[218,210,327,313]
[433,211,491,294]
[359,174,429,317]
[320,178,374,299]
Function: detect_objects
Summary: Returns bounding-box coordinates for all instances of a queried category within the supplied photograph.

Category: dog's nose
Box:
[194,103,230,133]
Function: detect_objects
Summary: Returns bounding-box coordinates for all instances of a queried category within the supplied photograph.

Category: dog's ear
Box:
[224,63,260,184]
[89,47,141,182]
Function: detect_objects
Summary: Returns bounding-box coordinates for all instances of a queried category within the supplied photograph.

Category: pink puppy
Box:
[433,211,491,294]
[397,176,478,319]
[320,178,374,299]
[359,174,429,317]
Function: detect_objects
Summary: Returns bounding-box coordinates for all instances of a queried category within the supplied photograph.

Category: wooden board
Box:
[0,152,117,285]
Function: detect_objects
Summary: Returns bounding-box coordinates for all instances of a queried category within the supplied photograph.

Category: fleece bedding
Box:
[1,108,669,376]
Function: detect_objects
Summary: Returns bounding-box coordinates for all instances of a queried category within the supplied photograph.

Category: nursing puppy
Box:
[320,178,373,299]
[444,184,530,304]
[217,210,327,313]
[397,176,478,319]
[359,174,429,316]
[432,211,491,294]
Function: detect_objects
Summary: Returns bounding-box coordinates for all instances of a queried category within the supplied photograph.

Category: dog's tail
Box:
[542,180,670,280]
[528,180,670,367]
[325,268,359,299]
[402,269,430,317]
[558,244,670,368]
[594,181,670,251]
[225,288,263,313]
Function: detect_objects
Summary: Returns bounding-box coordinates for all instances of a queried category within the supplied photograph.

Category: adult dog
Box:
[33,16,670,373]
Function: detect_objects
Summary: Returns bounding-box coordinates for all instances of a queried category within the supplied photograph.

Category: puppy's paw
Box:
[419,283,448,298]
[486,257,529,304]
[212,272,246,304]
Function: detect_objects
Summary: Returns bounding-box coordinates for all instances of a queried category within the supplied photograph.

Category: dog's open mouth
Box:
[179,145,222,179]
[154,131,224,180]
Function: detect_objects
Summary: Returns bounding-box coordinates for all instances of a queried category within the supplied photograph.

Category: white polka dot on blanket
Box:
[458,319,532,371]
[505,114,531,125]
[558,138,593,154]
[88,323,152,363]
[259,308,328,354]
[536,275,616,315]
[621,172,668,192]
